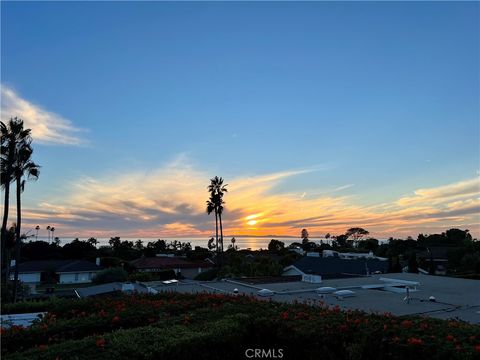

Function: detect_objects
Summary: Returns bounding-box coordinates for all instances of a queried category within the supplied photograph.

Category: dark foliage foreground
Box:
[2,292,479,360]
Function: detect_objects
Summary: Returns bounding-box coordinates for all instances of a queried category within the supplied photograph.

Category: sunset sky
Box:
[1,2,479,240]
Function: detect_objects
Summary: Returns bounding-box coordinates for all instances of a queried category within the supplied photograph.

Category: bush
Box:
[3,293,480,360]
[99,257,123,268]
[194,268,218,281]
[127,272,152,282]
[93,268,128,284]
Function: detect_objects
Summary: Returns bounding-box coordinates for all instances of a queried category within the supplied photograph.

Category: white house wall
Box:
[59,272,96,284]
[16,273,41,283]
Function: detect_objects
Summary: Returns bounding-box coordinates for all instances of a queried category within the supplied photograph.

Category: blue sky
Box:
[1,2,479,239]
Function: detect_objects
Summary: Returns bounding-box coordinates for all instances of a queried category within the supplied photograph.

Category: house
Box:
[75,282,155,298]
[9,259,102,284]
[130,256,213,279]
[322,250,387,261]
[283,256,389,279]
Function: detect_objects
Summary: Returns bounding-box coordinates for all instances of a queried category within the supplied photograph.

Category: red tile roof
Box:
[130,257,213,270]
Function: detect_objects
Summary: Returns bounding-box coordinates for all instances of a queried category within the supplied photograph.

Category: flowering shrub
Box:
[2,293,479,359]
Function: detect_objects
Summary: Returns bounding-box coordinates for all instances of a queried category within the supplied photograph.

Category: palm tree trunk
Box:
[12,177,22,303]
[1,180,11,284]
[218,212,224,265]
[214,210,219,264]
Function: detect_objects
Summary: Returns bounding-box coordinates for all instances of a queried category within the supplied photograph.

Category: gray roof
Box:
[75,282,149,298]
[10,260,102,274]
[292,257,389,278]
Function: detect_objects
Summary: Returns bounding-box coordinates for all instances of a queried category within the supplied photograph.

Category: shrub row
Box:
[3,293,480,359]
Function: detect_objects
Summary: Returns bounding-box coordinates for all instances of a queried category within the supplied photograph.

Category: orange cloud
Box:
[13,156,480,239]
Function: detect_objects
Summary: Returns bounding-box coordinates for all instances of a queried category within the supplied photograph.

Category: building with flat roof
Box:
[145,273,480,324]
[283,256,389,279]
[75,282,154,298]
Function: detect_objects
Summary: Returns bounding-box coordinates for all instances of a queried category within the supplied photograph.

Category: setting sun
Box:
[247,220,258,226]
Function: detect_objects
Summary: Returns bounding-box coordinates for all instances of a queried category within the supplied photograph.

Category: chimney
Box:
[96,257,101,266]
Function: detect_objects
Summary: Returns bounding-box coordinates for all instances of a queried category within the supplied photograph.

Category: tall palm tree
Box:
[12,132,40,302]
[207,177,228,264]
[46,226,51,242]
[50,227,55,241]
[217,196,225,254]
[35,225,40,241]
[1,118,32,283]
[206,197,218,254]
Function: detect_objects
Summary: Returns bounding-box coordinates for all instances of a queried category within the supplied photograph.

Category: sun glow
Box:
[247,220,258,226]
[245,213,262,220]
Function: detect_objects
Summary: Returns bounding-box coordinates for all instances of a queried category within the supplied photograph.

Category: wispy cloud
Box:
[333,184,354,192]
[396,178,480,207]
[16,156,480,239]
[1,85,87,145]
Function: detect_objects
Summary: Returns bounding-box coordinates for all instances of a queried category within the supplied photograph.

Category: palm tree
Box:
[217,195,226,254]
[50,227,55,240]
[35,225,40,241]
[46,226,51,242]
[1,118,32,283]
[206,197,218,254]
[207,176,228,263]
[12,130,40,302]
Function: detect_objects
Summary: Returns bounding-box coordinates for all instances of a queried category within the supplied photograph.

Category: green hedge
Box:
[2,293,480,360]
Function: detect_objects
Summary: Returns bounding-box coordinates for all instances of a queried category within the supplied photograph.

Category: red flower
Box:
[475,345,480,353]
[383,324,388,331]
[401,320,413,329]
[407,337,423,346]
[112,316,120,323]
[38,345,47,352]
[446,335,455,342]
[339,324,348,332]
[354,319,361,326]
[419,321,429,330]
[392,336,400,343]
[96,338,106,349]
[281,311,289,320]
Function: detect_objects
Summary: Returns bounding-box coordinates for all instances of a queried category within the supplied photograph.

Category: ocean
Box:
[30,236,387,250]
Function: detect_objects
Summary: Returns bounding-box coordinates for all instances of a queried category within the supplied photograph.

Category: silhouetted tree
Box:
[21,240,62,260]
[407,253,418,273]
[62,239,96,259]
[301,229,309,244]
[87,237,98,248]
[207,176,228,263]
[268,239,285,253]
[345,227,369,245]
[335,234,349,248]
[357,238,379,252]
[10,120,40,302]
[1,118,35,284]
[207,237,215,251]
[206,198,218,253]
[134,239,144,250]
